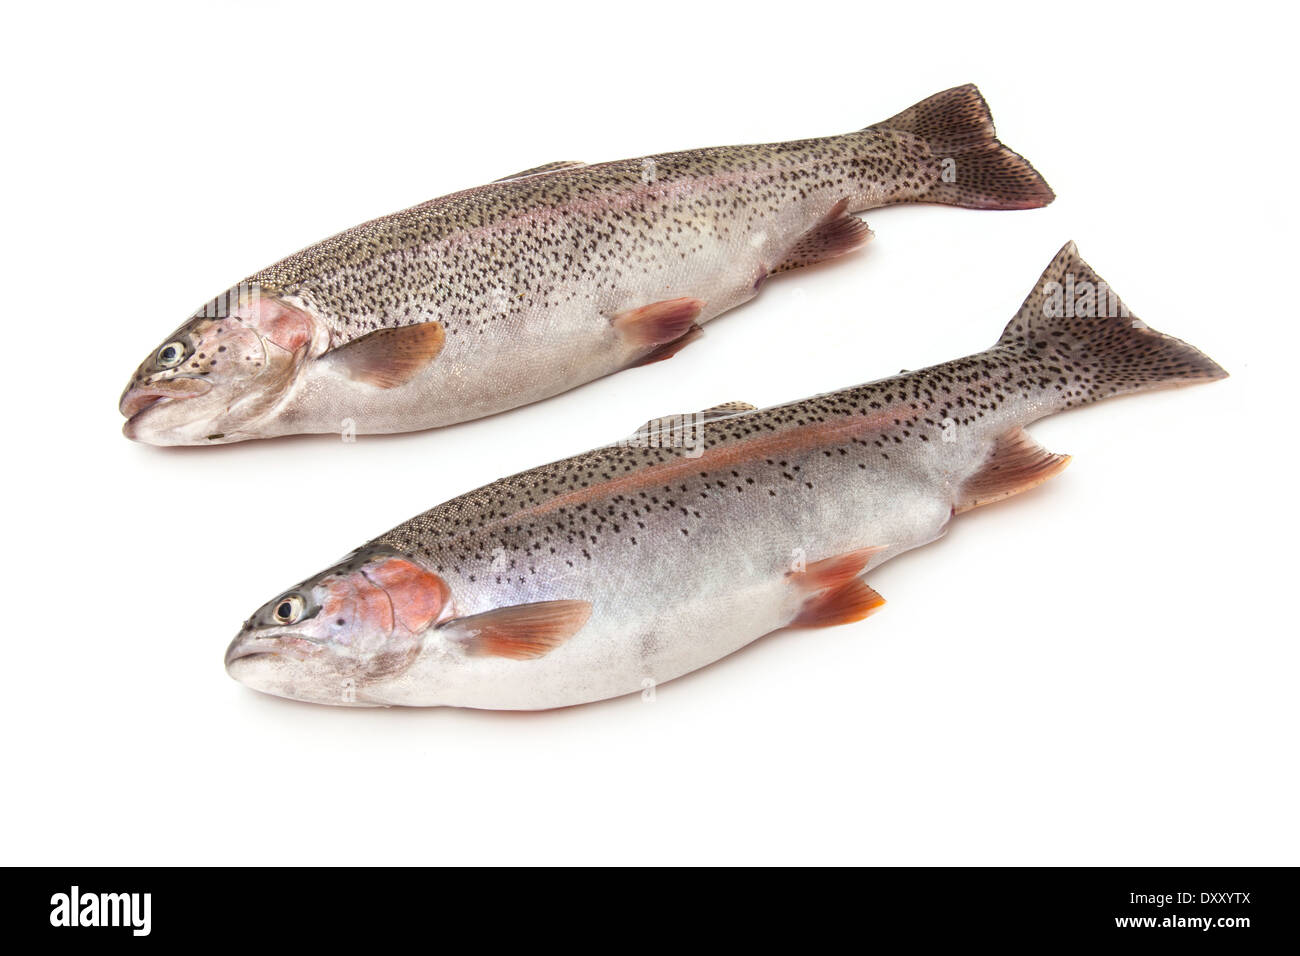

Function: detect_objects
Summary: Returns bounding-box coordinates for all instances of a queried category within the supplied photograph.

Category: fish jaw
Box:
[224,642,383,707]
[119,376,217,442]
[121,377,248,445]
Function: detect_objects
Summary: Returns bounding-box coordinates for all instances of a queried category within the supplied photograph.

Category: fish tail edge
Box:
[995,241,1228,410]
[868,83,1055,210]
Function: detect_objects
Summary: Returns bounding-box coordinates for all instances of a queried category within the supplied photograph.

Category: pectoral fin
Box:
[324,321,446,389]
[955,427,1071,514]
[771,199,873,275]
[444,600,593,660]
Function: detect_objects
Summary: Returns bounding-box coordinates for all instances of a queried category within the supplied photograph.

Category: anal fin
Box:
[955,427,1071,514]
[771,199,873,275]
[325,321,446,389]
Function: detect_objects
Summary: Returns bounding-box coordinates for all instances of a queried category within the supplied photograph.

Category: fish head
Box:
[224,549,454,705]
[119,285,321,445]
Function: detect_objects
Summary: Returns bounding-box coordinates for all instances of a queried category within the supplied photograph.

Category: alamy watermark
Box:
[619,411,706,458]
[1041,274,1130,319]
[50,886,151,936]
[192,280,263,320]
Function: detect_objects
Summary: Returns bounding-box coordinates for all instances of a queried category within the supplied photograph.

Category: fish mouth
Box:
[225,644,270,668]
[119,377,213,421]
[225,633,323,669]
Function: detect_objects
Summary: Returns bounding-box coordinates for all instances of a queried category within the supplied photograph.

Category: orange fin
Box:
[956,427,1071,514]
[628,324,702,367]
[447,600,592,660]
[789,545,887,591]
[326,321,446,389]
[793,579,886,628]
[771,199,873,275]
[613,297,705,347]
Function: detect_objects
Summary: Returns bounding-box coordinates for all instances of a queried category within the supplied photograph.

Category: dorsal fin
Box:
[493,161,586,182]
[634,401,756,435]
[698,401,758,420]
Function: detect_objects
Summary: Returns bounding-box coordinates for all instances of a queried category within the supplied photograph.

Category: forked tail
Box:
[868,84,1055,209]
[954,243,1226,514]
[995,241,1228,412]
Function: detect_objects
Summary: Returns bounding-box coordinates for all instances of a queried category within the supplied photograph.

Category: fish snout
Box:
[224,630,268,669]
[224,626,380,706]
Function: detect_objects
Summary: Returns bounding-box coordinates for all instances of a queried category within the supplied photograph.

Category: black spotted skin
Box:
[124,85,1056,444]
[230,243,1226,708]
[250,85,1050,346]
[373,243,1224,599]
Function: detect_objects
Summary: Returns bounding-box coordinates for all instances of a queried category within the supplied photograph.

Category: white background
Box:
[3,2,1295,865]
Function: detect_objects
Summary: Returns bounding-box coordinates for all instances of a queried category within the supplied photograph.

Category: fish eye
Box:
[156,341,186,368]
[273,594,305,625]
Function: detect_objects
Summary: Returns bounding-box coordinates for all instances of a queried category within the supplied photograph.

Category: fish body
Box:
[225,244,1226,709]
[121,84,1052,444]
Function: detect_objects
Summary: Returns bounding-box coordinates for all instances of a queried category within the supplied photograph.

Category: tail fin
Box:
[996,242,1227,410]
[869,84,1054,210]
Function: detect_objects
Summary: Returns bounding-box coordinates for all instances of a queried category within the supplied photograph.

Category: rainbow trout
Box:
[121,84,1052,444]
[224,243,1226,708]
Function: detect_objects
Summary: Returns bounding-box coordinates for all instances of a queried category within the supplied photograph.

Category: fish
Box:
[120,84,1053,445]
[224,242,1226,708]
